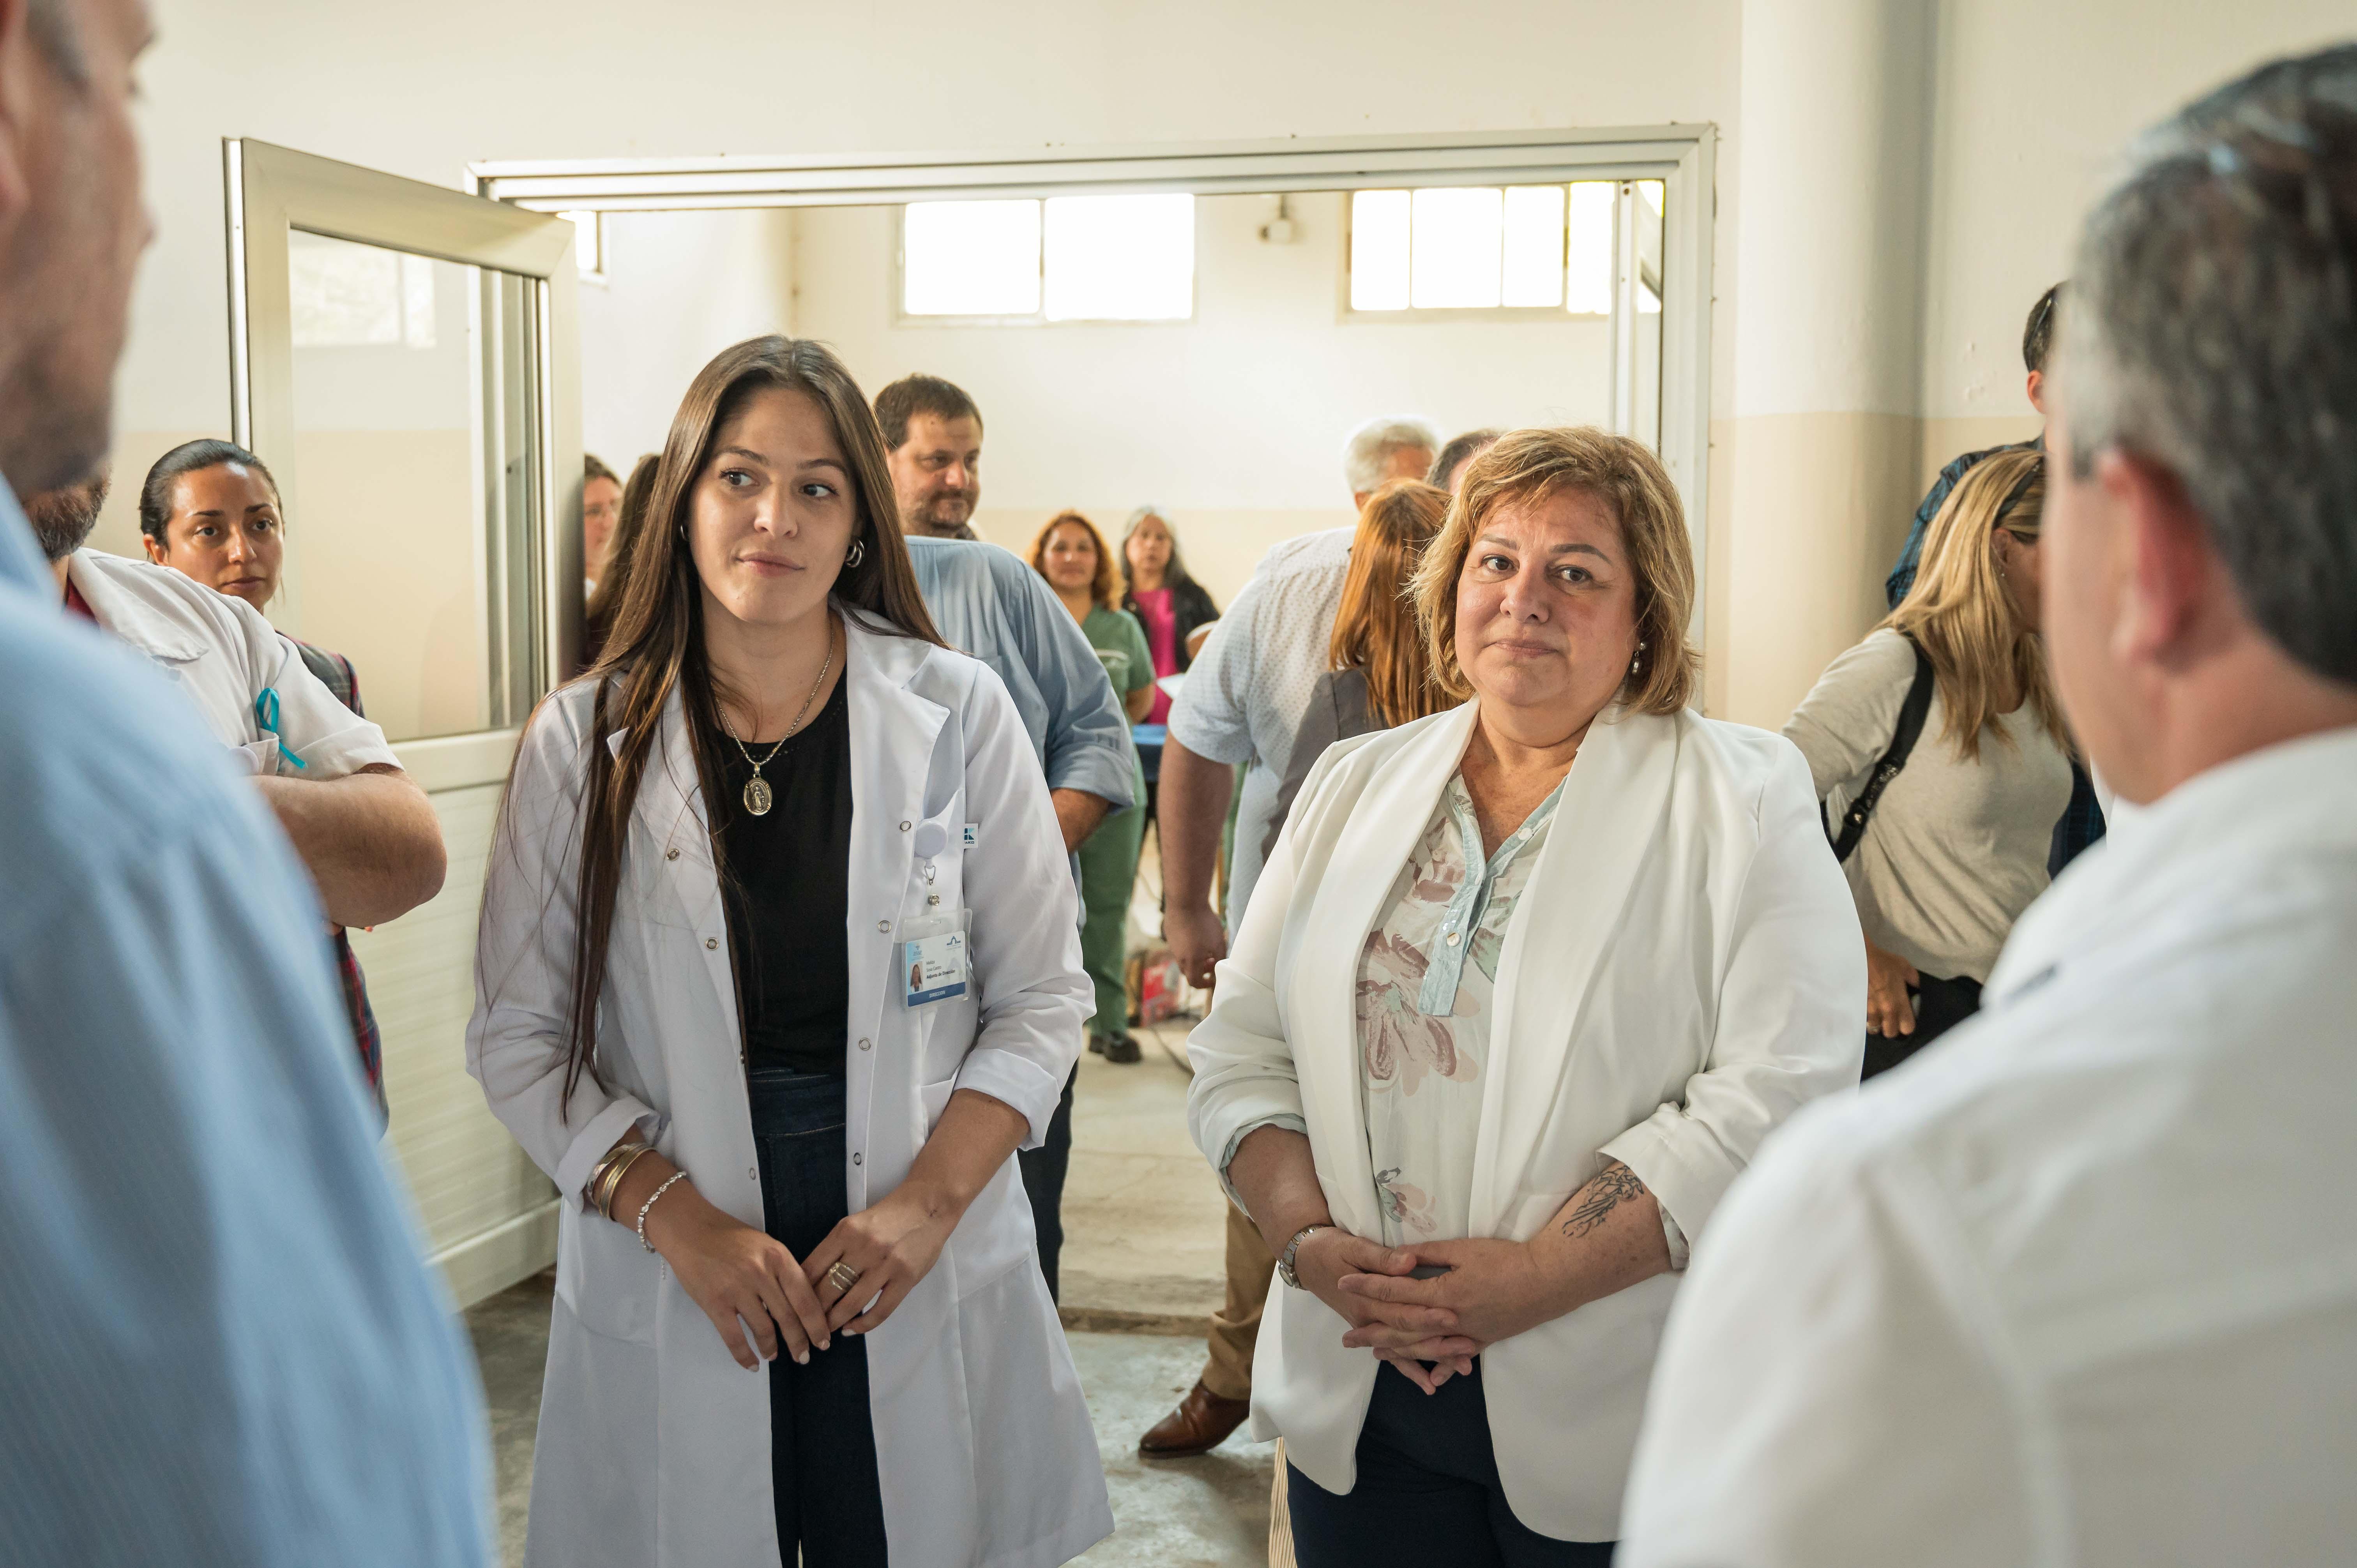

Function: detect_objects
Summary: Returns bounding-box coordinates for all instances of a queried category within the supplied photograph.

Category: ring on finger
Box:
[825,1260,862,1296]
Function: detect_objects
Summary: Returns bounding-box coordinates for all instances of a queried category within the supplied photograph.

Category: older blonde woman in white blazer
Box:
[1189,427,1863,1564]
[470,337,1111,1568]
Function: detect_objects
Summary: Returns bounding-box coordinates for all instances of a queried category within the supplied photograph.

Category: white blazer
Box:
[1188,701,1864,1542]
[469,612,1113,1568]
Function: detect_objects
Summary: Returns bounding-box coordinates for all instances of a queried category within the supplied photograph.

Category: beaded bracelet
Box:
[637,1171,690,1254]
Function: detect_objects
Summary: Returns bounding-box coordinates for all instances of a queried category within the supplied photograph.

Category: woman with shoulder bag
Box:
[1783,447,2074,1077]
[470,335,1111,1567]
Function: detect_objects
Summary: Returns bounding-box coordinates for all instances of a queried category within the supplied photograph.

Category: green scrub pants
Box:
[1076,798,1147,1033]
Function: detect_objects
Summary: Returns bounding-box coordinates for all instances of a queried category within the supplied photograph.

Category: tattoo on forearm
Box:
[1561,1160,1649,1240]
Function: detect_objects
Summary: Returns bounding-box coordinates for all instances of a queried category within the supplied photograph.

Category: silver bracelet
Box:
[636,1170,690,1254]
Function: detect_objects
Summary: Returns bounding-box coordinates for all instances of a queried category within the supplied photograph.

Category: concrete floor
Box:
[463,994,1271,1566]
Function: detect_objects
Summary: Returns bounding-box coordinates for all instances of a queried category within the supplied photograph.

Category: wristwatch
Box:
[1276,1223,1331,1289]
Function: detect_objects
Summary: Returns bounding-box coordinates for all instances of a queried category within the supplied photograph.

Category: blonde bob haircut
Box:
[1885,447,2066,760]
[1408,426,1698,715]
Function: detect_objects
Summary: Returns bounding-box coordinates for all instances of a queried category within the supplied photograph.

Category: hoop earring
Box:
[846,538,866,569]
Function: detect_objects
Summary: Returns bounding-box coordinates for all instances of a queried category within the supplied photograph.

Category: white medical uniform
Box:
[1620,726,2357,1568]
[65,548,396,775]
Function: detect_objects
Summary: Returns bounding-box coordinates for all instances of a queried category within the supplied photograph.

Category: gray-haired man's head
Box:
[2056,44,2357,689]
[2046,43,2357,802]
[1343,416,1441,507]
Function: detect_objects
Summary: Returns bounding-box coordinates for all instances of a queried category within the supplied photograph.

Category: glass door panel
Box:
[281,232,492,741]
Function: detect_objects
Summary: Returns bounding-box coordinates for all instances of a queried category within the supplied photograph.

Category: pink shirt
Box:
[1131,586,1177,723]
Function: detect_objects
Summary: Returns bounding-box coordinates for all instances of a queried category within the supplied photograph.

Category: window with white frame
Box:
[900,194,1195,322]
[1349,181,1662,315]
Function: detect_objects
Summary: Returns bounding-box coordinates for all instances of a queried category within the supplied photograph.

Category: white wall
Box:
[1919,0,2357,429]
[784,192,1616,602]
[578,208,797,475]
[1709,0,2357,723]
[123,0,1742,445]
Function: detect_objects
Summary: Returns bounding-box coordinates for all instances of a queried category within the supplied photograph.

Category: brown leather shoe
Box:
[1138,1380,1251,1458]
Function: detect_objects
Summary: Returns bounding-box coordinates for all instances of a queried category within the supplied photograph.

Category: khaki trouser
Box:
[1202,1198,1275,1402]
[1269,1441,1295,1566]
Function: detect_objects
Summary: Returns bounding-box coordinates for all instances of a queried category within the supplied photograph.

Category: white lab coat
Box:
[1618,724,2357,1568]
[66,547,395,774]
[468,612,1113,1568]
[1187,701,1864,1542]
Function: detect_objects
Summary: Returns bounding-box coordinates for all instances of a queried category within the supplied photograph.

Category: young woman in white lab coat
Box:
[470,335,1112,1567]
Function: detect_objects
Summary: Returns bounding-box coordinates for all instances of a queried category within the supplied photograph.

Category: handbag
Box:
[1826,634,1935,864]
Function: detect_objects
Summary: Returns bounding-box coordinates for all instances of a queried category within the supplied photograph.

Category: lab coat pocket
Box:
[556,1198,663,1346]
[920,1075,958,1132]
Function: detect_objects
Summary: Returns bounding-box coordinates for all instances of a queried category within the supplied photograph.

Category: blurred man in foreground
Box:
[0,1,491,1562]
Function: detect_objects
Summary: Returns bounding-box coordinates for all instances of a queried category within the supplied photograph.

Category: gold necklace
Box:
[717,623,836,817]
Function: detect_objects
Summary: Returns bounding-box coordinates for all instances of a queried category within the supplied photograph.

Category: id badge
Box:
[900,909,971,1008]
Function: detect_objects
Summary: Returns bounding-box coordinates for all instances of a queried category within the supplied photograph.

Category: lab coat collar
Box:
[1290,699,1678,1237]
[597,606,935,761]
[65,549,211,663]
[1988,723,2357,1009]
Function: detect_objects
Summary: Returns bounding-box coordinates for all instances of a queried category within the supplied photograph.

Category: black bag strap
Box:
[1829,635,1935,864]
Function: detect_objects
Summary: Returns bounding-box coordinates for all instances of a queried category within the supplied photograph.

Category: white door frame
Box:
[471,125,1717,626]
[222,139,586,1309]
[225,137,585,722]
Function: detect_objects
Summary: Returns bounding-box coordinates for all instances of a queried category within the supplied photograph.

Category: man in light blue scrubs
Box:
[0,2,491,1563]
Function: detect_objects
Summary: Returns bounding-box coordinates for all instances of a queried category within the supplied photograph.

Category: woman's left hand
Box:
[803,1185,958,1335]
[1337,1237,1572,1360]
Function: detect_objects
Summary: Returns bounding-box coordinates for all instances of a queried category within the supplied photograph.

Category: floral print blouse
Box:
[1359,772,1564,1246]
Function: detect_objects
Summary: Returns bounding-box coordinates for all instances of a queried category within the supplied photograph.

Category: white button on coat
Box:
[468,615,1109,1568]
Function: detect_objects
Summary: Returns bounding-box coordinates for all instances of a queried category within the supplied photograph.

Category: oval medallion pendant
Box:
[743,776,774,817]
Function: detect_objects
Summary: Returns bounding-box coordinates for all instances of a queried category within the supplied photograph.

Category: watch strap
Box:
[1277,1222,1331,1289]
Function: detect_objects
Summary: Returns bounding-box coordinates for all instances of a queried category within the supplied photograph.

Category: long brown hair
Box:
[583,452,658,628]
[1884,447,2065,761]
[1028,510,1120,612]
[549,335,943,1112]
[1330,479,1451,726]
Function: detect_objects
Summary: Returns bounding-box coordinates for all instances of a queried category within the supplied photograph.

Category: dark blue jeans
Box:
[748,1066,888,1566]
[1288,1360,1615,1568]
[1015,1065,1077,1300]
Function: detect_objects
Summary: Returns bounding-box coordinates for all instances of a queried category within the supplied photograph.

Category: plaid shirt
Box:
[299,641,388,1125]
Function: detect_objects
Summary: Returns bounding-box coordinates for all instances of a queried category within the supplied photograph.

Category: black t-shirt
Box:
[708,676,852,1075]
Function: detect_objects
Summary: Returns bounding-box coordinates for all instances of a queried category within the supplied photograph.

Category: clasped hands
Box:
[650,1179,958,1373]
[1295,1227,1579,1395]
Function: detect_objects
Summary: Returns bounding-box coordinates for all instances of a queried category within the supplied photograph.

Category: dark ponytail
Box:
[140,439,281,542]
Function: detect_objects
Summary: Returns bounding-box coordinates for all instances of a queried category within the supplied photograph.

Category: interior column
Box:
[1721,0,1934,726]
